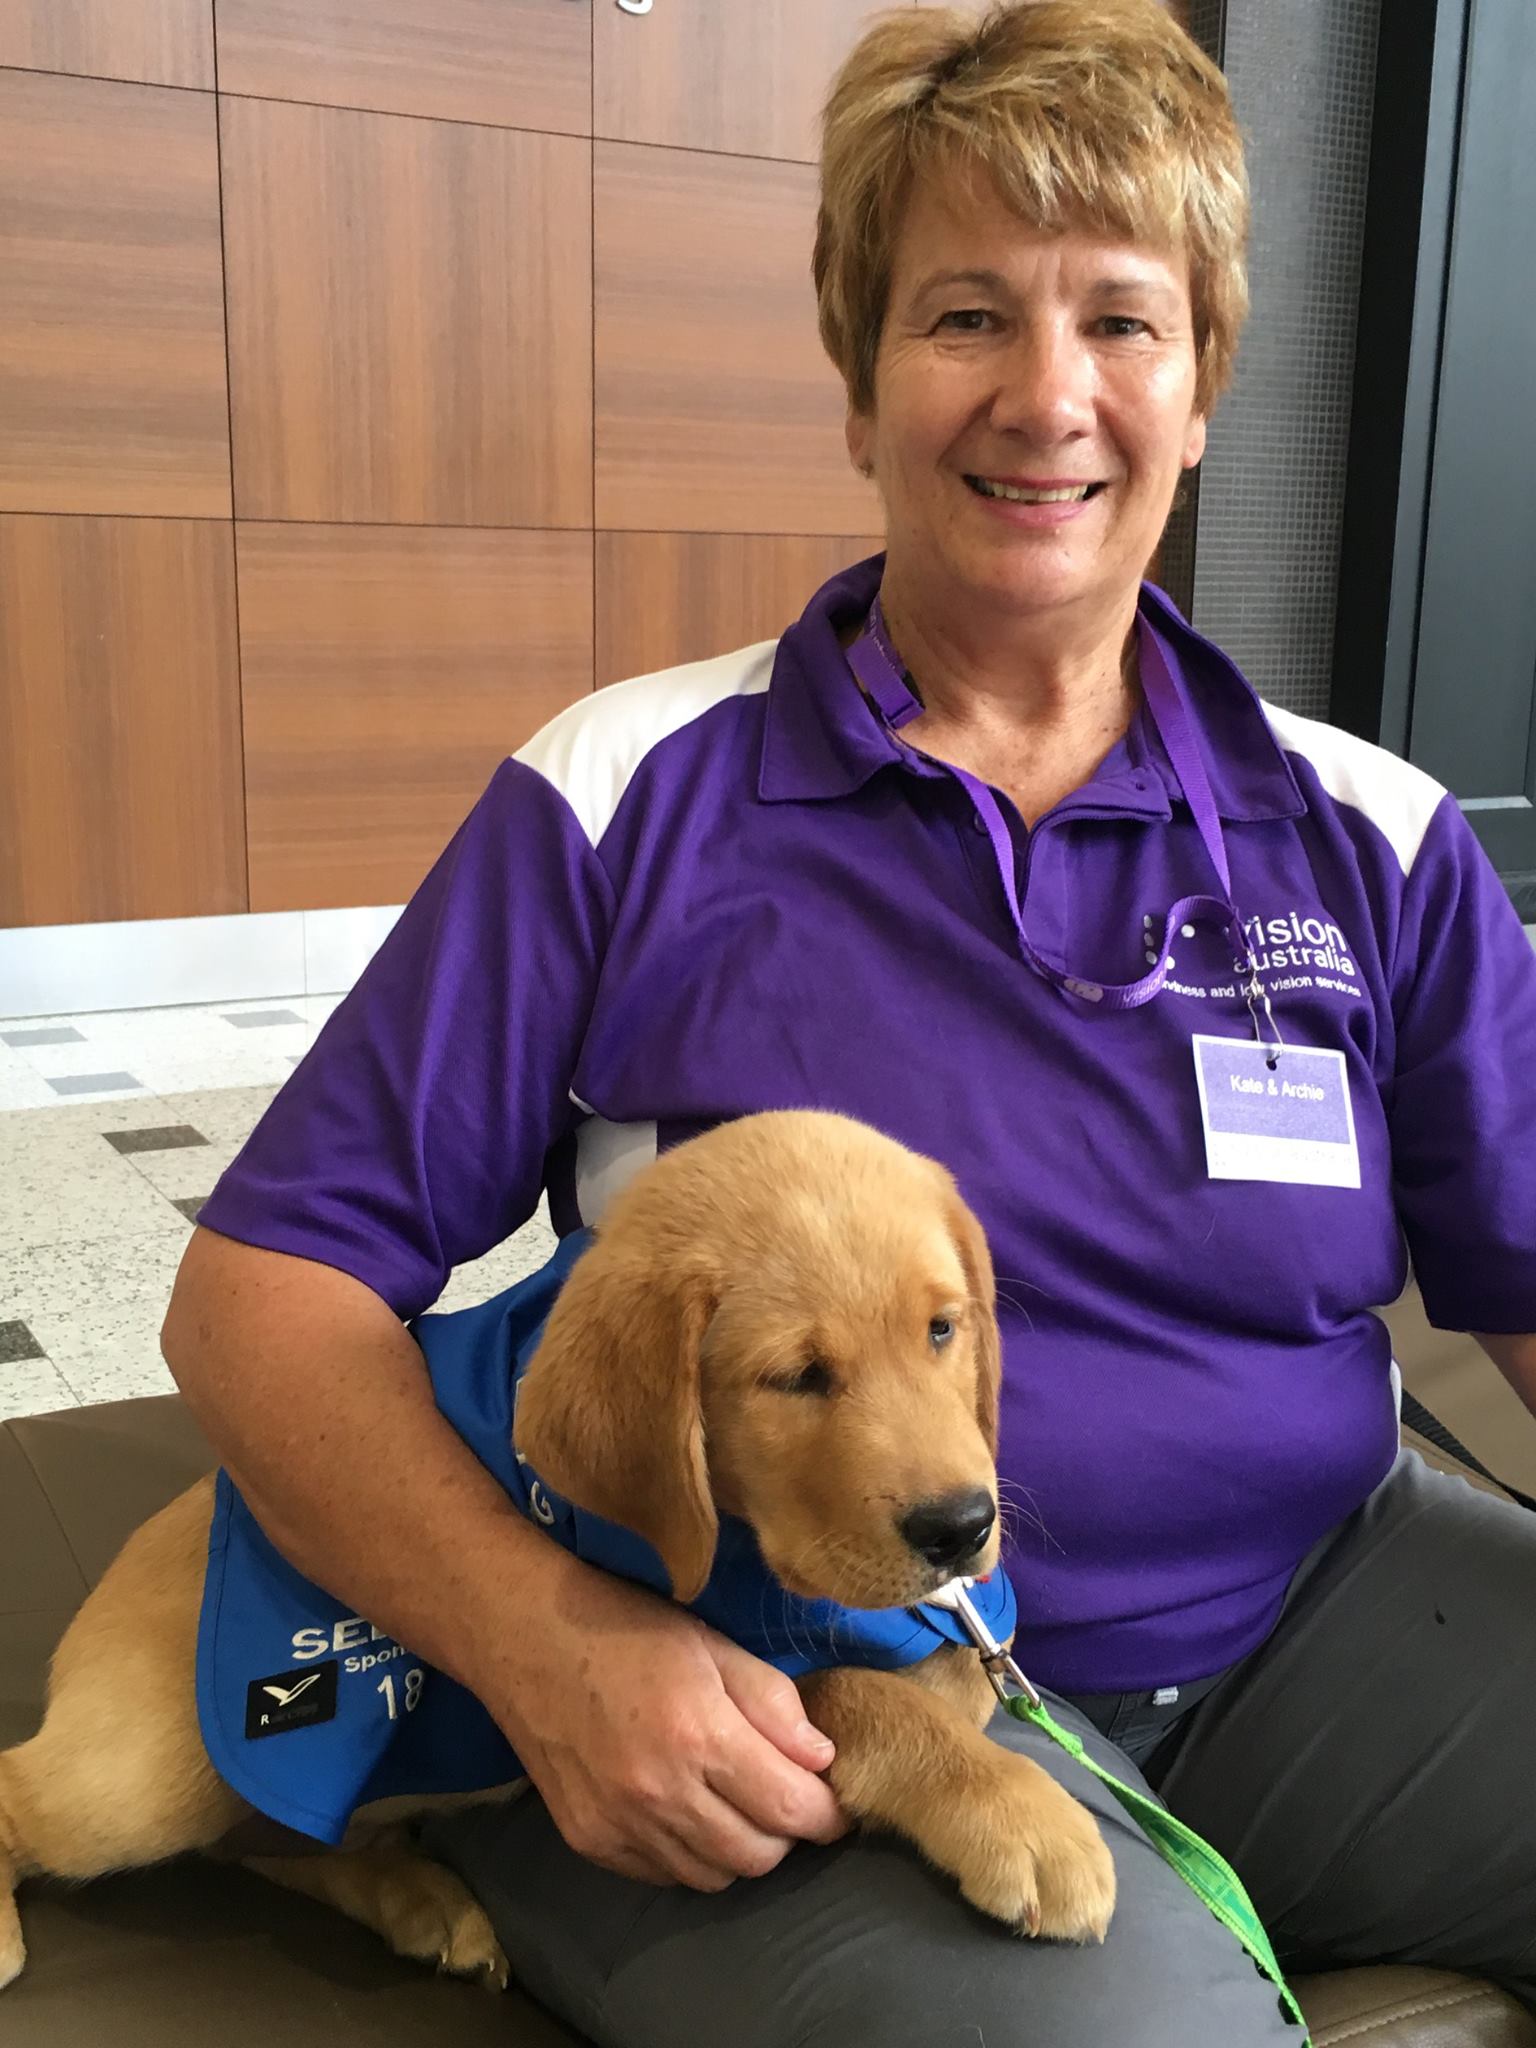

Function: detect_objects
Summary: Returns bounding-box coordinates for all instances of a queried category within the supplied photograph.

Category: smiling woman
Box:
[847,188,1208,812]
[160,4,1536,2045]
[814,0,1245,822]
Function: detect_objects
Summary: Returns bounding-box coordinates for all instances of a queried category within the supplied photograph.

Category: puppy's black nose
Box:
[899,1489,996,1570]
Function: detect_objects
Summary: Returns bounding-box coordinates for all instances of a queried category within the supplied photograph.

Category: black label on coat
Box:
[245,1659,339,1739]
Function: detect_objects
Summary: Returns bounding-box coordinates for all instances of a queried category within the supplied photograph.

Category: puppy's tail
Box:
[0,1748,34,1991]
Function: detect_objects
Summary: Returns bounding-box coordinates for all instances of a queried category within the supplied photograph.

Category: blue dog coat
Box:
[195,1230,1017,1843]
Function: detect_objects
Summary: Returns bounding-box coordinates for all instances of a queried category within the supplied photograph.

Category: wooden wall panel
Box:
[0,0,213,89]
[238,524,594,912]
[595,0,883,163]
[597,532,884,687]
[221,97,591,528]
[216,0,589,137]
[0,516,245,927]
[0,70,229,517]
[595,143,878,536]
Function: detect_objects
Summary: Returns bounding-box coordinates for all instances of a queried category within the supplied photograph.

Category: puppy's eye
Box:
[777,1360,836,1398]
[929,1317,956,1349]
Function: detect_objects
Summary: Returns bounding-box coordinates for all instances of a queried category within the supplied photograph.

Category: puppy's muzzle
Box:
[898,1489,997,1571]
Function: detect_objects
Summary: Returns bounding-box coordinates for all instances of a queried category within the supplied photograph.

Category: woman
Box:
[165,3,1536,2041]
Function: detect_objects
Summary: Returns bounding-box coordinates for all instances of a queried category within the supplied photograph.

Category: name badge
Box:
[1191,1036,1360,1189]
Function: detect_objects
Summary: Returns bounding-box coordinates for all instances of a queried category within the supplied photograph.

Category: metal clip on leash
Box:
[924,1577,1042,1708]
[922,1580,1311,2037]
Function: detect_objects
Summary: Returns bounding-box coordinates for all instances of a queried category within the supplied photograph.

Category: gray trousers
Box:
[429,1452,1536,2045]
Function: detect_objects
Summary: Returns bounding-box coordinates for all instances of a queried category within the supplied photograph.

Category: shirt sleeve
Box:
[1388,793,1536,1334]
[197,758,614,1319]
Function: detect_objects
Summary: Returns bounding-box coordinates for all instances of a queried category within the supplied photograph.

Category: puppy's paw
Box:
[949,1765,1116,1944]
[383,1863,510,1990]
[438,1904,510,1993]
[0,1901,25,1994]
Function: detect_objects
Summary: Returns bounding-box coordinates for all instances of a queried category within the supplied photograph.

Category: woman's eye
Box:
[1097,315,1149,339]
[935,308,995,333]
[780,1360,836,1397]
[929,1317,956,1349]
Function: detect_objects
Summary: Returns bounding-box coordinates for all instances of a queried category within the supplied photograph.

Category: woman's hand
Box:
[485,1551,849,1890]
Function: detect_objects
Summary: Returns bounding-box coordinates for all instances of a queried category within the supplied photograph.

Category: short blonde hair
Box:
[814,0,1250,417]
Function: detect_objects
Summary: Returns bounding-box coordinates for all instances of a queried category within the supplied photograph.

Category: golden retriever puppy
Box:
[0,1111,1113,1994]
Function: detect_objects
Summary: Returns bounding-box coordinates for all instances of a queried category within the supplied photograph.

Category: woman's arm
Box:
[1476,1333,1536,1419]
[162,1227,844,1889]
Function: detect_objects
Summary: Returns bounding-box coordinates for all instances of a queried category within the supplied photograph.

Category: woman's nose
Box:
[988,324,1095,440]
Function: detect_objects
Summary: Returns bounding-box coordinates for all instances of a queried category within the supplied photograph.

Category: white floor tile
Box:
[128,1049,303,1094]
[52,1346,179,1406]
[0,1093,188,1141]
[0,1130,189,1251]
[124,1141,235,1204]
[8,1005,312,1093]
[10,1035,156,1080]
[0,1066,60,1110]
[0,1357,79,1422]
[2,1228,188,1327]
[144,1084,280,1148]
[8,1003,219,1041]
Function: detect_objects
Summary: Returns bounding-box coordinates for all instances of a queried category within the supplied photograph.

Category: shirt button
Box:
[972,811,988,834]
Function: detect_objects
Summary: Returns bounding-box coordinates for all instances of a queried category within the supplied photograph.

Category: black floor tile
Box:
[0,1320,45,1364]
[104,1124,210,1156]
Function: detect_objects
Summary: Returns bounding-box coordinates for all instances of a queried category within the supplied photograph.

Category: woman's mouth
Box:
[964,476,1107,504]
[962,475,1108,526]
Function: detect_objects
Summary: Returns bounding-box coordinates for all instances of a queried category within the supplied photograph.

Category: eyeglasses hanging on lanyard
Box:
[846,599,1285,1063]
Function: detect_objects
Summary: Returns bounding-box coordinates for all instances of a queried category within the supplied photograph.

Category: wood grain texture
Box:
[0,69,230,517]
[596,531,883,686]
[0,515,245,927]
[216,0,589,136]
[238,523,593,912]
[595,0,884,163]
[221,96,591,527]
[595,143,878,536]
[0,0,213,89]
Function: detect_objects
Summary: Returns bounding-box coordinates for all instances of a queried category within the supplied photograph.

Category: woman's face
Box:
[849,174,1208,636]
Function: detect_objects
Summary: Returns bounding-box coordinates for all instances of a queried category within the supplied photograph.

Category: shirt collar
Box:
[758,555,1306,826]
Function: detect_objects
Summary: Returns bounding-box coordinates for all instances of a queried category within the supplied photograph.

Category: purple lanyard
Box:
[848,601,1278,1036]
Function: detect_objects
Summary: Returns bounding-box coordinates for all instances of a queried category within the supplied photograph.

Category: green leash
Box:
[928,1579,1310,2040]
[1001,1691,1310,2038]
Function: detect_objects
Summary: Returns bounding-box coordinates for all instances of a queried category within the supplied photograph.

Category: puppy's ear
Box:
[516,1247,719,1603]
[943,1188,1002,1457]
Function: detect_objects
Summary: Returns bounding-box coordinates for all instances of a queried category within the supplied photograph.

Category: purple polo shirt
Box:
[201,557,1536,1693]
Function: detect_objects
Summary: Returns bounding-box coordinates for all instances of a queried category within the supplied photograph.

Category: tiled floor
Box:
[0,997,556,1423]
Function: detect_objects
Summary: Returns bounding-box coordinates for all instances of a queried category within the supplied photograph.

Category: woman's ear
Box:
[515,1245,719,1603]
[847,404,876,479]
[942,1186,1002,1457]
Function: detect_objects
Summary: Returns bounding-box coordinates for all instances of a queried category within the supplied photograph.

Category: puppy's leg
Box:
[799,1657,1116,1942]
[0,1478,248,1990]
[242,1826,508,1989]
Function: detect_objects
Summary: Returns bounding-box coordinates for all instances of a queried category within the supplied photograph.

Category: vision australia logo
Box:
[1237,908,1359,981]
[1144,903,1363,1002]
[246,1658,339,1740]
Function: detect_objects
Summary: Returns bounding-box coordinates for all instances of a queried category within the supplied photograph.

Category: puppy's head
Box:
[516,1112,1002,1607]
